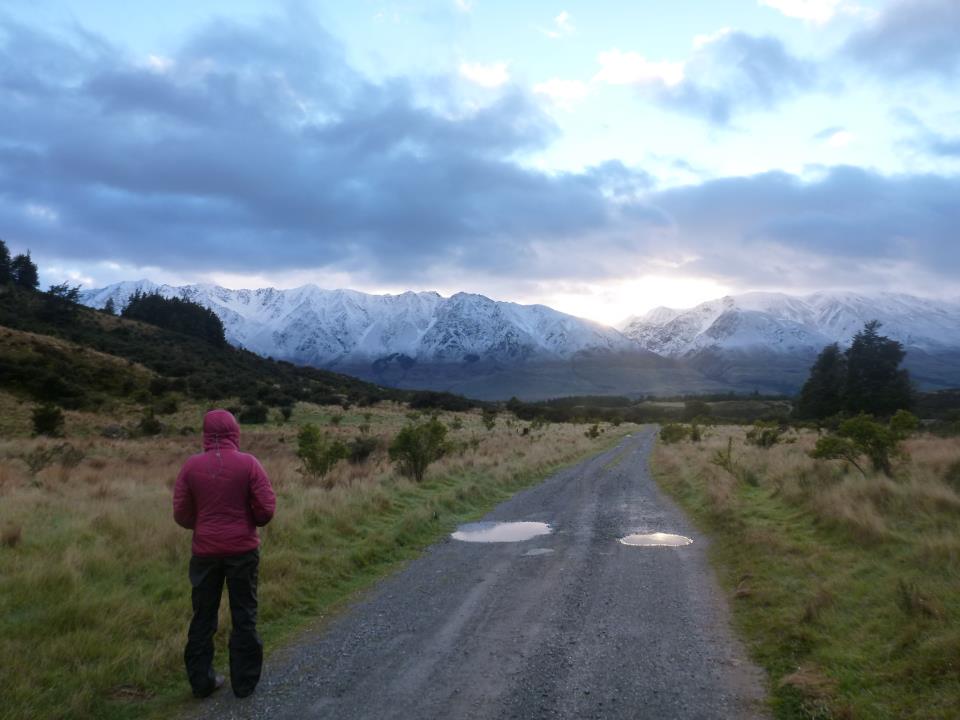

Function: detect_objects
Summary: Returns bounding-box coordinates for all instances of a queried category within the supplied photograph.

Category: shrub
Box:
[279,406,293,422]
[448,417,464,431]
[32,404,65,437]
[388,418,449,482]
[239,404,269,424]
[482,409,497,431]
[330,414,343,427]
[153,395,179,415]
[746,421,785,449]
[138,410,162,436]
[296,423,346,480]
[889,409,919,440]
[811,414,902,476]
[690,422,702,443]
[346,436,378,464]
[659,423,689,444]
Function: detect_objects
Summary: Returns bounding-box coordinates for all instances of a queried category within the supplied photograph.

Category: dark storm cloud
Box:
[843,0,960,79]
[1,11,956,295]
[651,166,960,286]
[657,32,817,126]
[0,10,654,283]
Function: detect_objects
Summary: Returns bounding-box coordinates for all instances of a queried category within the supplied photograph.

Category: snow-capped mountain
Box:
[80,280,632,367]
[79,283,960,396]
[620,292,960,357]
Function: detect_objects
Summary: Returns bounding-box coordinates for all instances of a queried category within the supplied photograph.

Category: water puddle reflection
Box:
[452,521,552,543]
[619,532,692,547]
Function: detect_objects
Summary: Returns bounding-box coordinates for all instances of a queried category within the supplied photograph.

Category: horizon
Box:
[3,0,959,325]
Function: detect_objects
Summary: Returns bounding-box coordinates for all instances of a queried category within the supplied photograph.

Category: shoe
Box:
[233,686,256,699]
[193,674,225,699]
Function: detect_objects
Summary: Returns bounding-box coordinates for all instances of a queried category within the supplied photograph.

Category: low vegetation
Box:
[0,396,627,720]
[652,424,960,719]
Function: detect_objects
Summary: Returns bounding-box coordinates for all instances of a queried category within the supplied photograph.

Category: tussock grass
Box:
[653,427,960,719]
[0,399,627,720]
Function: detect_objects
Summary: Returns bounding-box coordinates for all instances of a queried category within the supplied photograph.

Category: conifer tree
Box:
[795,343,846,419]
[10,251,39,290]
[0,239,11,284]
[844,320,912,416]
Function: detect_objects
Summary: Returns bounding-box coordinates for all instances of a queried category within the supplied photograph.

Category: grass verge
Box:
[651,426,960,720]
[0,400,627,720]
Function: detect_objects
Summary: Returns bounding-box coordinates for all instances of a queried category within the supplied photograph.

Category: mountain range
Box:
[80,282,960,400]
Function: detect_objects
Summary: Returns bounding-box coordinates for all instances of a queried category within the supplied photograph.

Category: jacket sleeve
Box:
[173,464,196,529]
[249,457,276,527]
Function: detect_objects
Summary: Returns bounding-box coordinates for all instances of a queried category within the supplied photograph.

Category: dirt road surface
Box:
[188,428,769,719]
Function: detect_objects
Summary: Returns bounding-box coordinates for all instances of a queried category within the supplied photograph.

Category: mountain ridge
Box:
[80,282,960,397]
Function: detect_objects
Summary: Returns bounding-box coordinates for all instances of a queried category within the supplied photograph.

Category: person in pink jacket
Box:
[173,409,276,699]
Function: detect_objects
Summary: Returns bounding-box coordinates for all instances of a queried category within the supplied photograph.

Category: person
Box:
[173,409,276,699]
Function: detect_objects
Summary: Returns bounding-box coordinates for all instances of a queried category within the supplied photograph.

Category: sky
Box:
[1,0,959,325]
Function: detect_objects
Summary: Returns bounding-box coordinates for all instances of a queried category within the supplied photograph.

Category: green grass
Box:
[652,430,960,720]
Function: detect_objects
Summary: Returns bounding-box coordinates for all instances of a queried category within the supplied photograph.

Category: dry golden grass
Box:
[653,425,960,720]
[0,399,627,720]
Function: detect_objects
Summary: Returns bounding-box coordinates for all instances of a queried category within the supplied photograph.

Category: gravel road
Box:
[188,428,769,719]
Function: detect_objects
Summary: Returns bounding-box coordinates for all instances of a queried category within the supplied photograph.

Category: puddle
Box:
[523,548,555,557]
[451,521,552,543]
[619,532,693,547]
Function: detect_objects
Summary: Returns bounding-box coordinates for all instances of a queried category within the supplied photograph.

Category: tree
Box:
[795,343,846,420]
[0,239,11,284]
[10,252,39,290]
[32,404,65,437]
[122,290,226,346]
[40,282,82,323]
[844,321,912,416]
[388,417,449,482]
[103,297,116,315]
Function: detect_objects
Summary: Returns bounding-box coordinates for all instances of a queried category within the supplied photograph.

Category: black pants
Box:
[184,548,263,698]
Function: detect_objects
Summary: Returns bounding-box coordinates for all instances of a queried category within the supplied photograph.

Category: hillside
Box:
[0,285,404,416]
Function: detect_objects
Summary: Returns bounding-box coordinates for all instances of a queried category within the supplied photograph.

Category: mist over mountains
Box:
[81,282,960,400]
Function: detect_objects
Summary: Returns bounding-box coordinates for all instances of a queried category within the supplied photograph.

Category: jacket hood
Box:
[203,409,240,451]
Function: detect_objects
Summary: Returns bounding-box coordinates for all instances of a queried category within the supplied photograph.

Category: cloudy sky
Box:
[2,0,958,324]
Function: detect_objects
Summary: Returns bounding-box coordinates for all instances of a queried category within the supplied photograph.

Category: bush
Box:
[482,409,497,431]
[238,404,269,424]
[346,435,378,464]
[138,410,162,436]
[811,414,903,476]
[32,404,65,437]
[585,423,600,439]
[745,421,785,448]
[659,423,689,444]
[889,409,919,440]
[296,423,346,480]
[388,418,449,482]
[153,395,179,415]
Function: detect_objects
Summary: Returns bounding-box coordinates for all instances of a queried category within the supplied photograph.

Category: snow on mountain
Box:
[79,281,631,366]
[621,291,960,357]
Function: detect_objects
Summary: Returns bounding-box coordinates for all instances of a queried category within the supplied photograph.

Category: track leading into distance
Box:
[190,428,769,720]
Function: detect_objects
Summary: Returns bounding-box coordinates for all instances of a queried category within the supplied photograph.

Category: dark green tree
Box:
[795,343,846,419]
[103,297,117,315]
[122,290,226,346]
[11,252,39,290]
[844,321,912,416]
[39,282,82,323]
[0,239,11,284]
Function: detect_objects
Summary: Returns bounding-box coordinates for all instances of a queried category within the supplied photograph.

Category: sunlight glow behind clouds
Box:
[459,61,510,87]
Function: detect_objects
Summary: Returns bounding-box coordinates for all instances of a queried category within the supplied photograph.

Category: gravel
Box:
[186,428,769,720]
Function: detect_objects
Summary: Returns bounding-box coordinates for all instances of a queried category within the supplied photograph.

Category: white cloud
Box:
[146,54,173,73]
[539,10,575,39]
[25,203,59,223]
[758,0,870,24]
[454,0,473,13]
[534,78,589,109]
[693,27,732,49]
[593,49,684,87]
[459,61,510,88]
[826,129,855,147]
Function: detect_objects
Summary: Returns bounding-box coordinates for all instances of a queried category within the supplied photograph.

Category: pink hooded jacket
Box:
[173,409,276,557]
